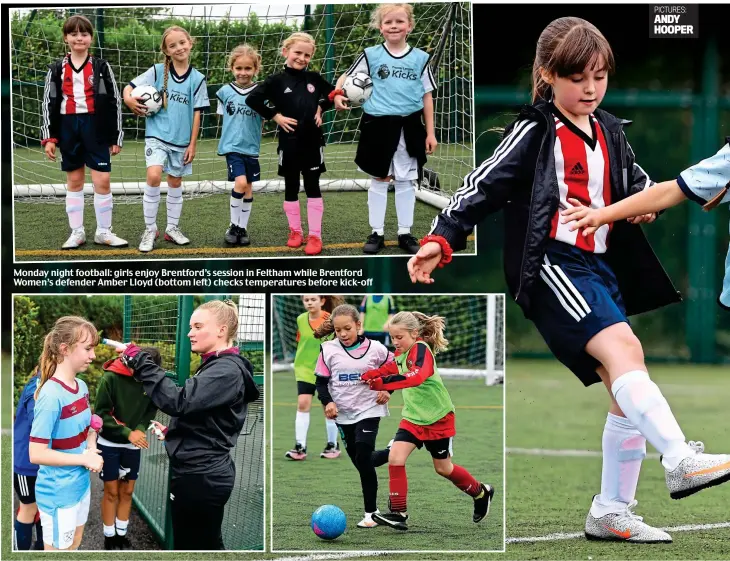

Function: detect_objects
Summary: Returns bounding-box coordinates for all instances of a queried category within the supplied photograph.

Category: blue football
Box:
[311,505,346,540]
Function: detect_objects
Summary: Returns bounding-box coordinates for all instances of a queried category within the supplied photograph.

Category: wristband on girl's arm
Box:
[328,89,345,102]
[420,234,453,267]
[41,138,58,147]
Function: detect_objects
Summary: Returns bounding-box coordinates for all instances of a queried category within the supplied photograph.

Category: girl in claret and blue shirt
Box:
[408,17,730,544]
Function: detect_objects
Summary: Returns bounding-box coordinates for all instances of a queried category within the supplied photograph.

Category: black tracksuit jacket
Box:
[132,351,260,474]
[431,100,681,317]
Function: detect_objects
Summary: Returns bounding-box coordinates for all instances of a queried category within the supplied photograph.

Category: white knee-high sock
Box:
[166,187,183,228]
[368,179,389,235]
[325,418,338,444]
[66,191,84,230]
[143,185,160,231]
[611,370,693,470]
[394,179,416,234]
[230,190,243,226]
[240,197,253,229]
[591,413,646,517]
[94,192,113,232]
[295,411,310,448]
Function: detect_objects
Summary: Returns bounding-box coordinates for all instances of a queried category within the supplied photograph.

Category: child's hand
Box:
[408,242,442,284]
[560,198,605,236]
[273,114,298,133]
[128,429,149,449]
[627,213,657,225]
[368,378,385,391]
[375,391,390,404]
[426,134,438,155]
[125,95,148,117]
[110,145,121,156]
[360,369,380,382]
[334,95,349,111]
[324,402,338,419]
[314,107,323,127]
[44,142,57,162]
[183,144,196,165]
[83,449,104,472]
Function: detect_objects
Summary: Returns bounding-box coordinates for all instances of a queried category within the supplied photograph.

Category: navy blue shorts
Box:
[527,240,629,387]
[59,114,112,172]
[225,153,261,183]
[98,443,141,482]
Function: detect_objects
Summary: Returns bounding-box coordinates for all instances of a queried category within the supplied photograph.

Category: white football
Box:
[131,84,162,116]
[342,72,373,107]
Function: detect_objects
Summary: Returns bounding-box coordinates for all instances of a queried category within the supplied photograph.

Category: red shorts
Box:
[399,411,456,441]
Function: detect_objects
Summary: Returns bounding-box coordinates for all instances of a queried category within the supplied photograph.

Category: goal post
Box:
[11,4,473,208]
[272,294,505,385]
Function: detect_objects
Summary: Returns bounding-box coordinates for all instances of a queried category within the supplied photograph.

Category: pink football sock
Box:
[283,200,302,233]
[307,198,324,238]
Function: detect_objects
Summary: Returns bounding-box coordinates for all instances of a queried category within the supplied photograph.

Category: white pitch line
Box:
[273,553,389,561]
[507,447,660,460]
[507,522,730,544]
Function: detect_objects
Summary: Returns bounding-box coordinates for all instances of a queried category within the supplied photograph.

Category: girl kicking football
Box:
[361,311,494,531]
[407,17,730,543]
[314,304,393,528]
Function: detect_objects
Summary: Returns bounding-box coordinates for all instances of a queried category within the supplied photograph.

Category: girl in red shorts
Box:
[361,311,494,530]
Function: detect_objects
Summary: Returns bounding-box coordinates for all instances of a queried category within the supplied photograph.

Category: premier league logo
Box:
[377,64,390,80]
[226,101,236,116]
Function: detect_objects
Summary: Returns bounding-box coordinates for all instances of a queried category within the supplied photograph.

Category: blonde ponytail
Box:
[389,311,449,354]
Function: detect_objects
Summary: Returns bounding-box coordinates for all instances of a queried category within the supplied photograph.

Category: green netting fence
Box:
[123,295,264,550]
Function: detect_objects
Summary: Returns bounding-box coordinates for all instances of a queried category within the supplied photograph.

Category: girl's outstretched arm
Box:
[562,180,687,237]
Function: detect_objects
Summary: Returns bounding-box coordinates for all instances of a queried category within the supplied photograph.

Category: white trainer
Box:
[94,229,128,247]
[585,500,672,543]
[62,228,86,249]
[138,228,158,253]
[666,441,730,499]
[357,510,379,528]
[164,225,190,245]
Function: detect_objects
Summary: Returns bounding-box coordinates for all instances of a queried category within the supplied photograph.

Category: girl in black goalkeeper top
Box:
[246,32,336,256]
[120,300,259,550]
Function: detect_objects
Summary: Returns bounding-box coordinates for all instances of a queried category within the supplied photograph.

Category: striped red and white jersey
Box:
[550,113,612,253]
[59,54,95,115]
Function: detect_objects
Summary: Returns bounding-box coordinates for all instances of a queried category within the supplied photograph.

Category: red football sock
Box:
[388,464,408,512]
[446,464,481,497]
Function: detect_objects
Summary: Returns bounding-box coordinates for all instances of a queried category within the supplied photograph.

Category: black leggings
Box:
[169,463,235,550]
[284,171,321,202]
[338,417,380,513]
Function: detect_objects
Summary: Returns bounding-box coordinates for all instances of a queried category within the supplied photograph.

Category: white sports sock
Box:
[368,179,389,235]
[394,179,415,235]
[103,524,116,538]
[591,413,646,517]
[143,185,160,230]
[611,370,693,471]
[115,518,129,536]
[240,197,253,229]
[94,192,113,232]
[166,187,183,228]
[66,190,84,230]
[230,190,243,226]
[325,418,338,444]
[295,411,310,448]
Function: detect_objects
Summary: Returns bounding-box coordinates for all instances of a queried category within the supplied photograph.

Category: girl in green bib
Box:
[358,295,396,346]
[286,295,343,460]
[361,311,494,530]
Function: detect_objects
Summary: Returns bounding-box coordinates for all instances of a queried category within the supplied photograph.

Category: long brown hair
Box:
[314,304,360,339]
[160,25,194,109]
[35,316,98,400]
[389,311,449,353]
[532,17,615,103]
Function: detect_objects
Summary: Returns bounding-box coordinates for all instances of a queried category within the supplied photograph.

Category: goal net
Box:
[12,3,473,208]
[272,294,504,385]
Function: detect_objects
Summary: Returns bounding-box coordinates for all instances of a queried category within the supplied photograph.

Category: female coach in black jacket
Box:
[120,299,260,550]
